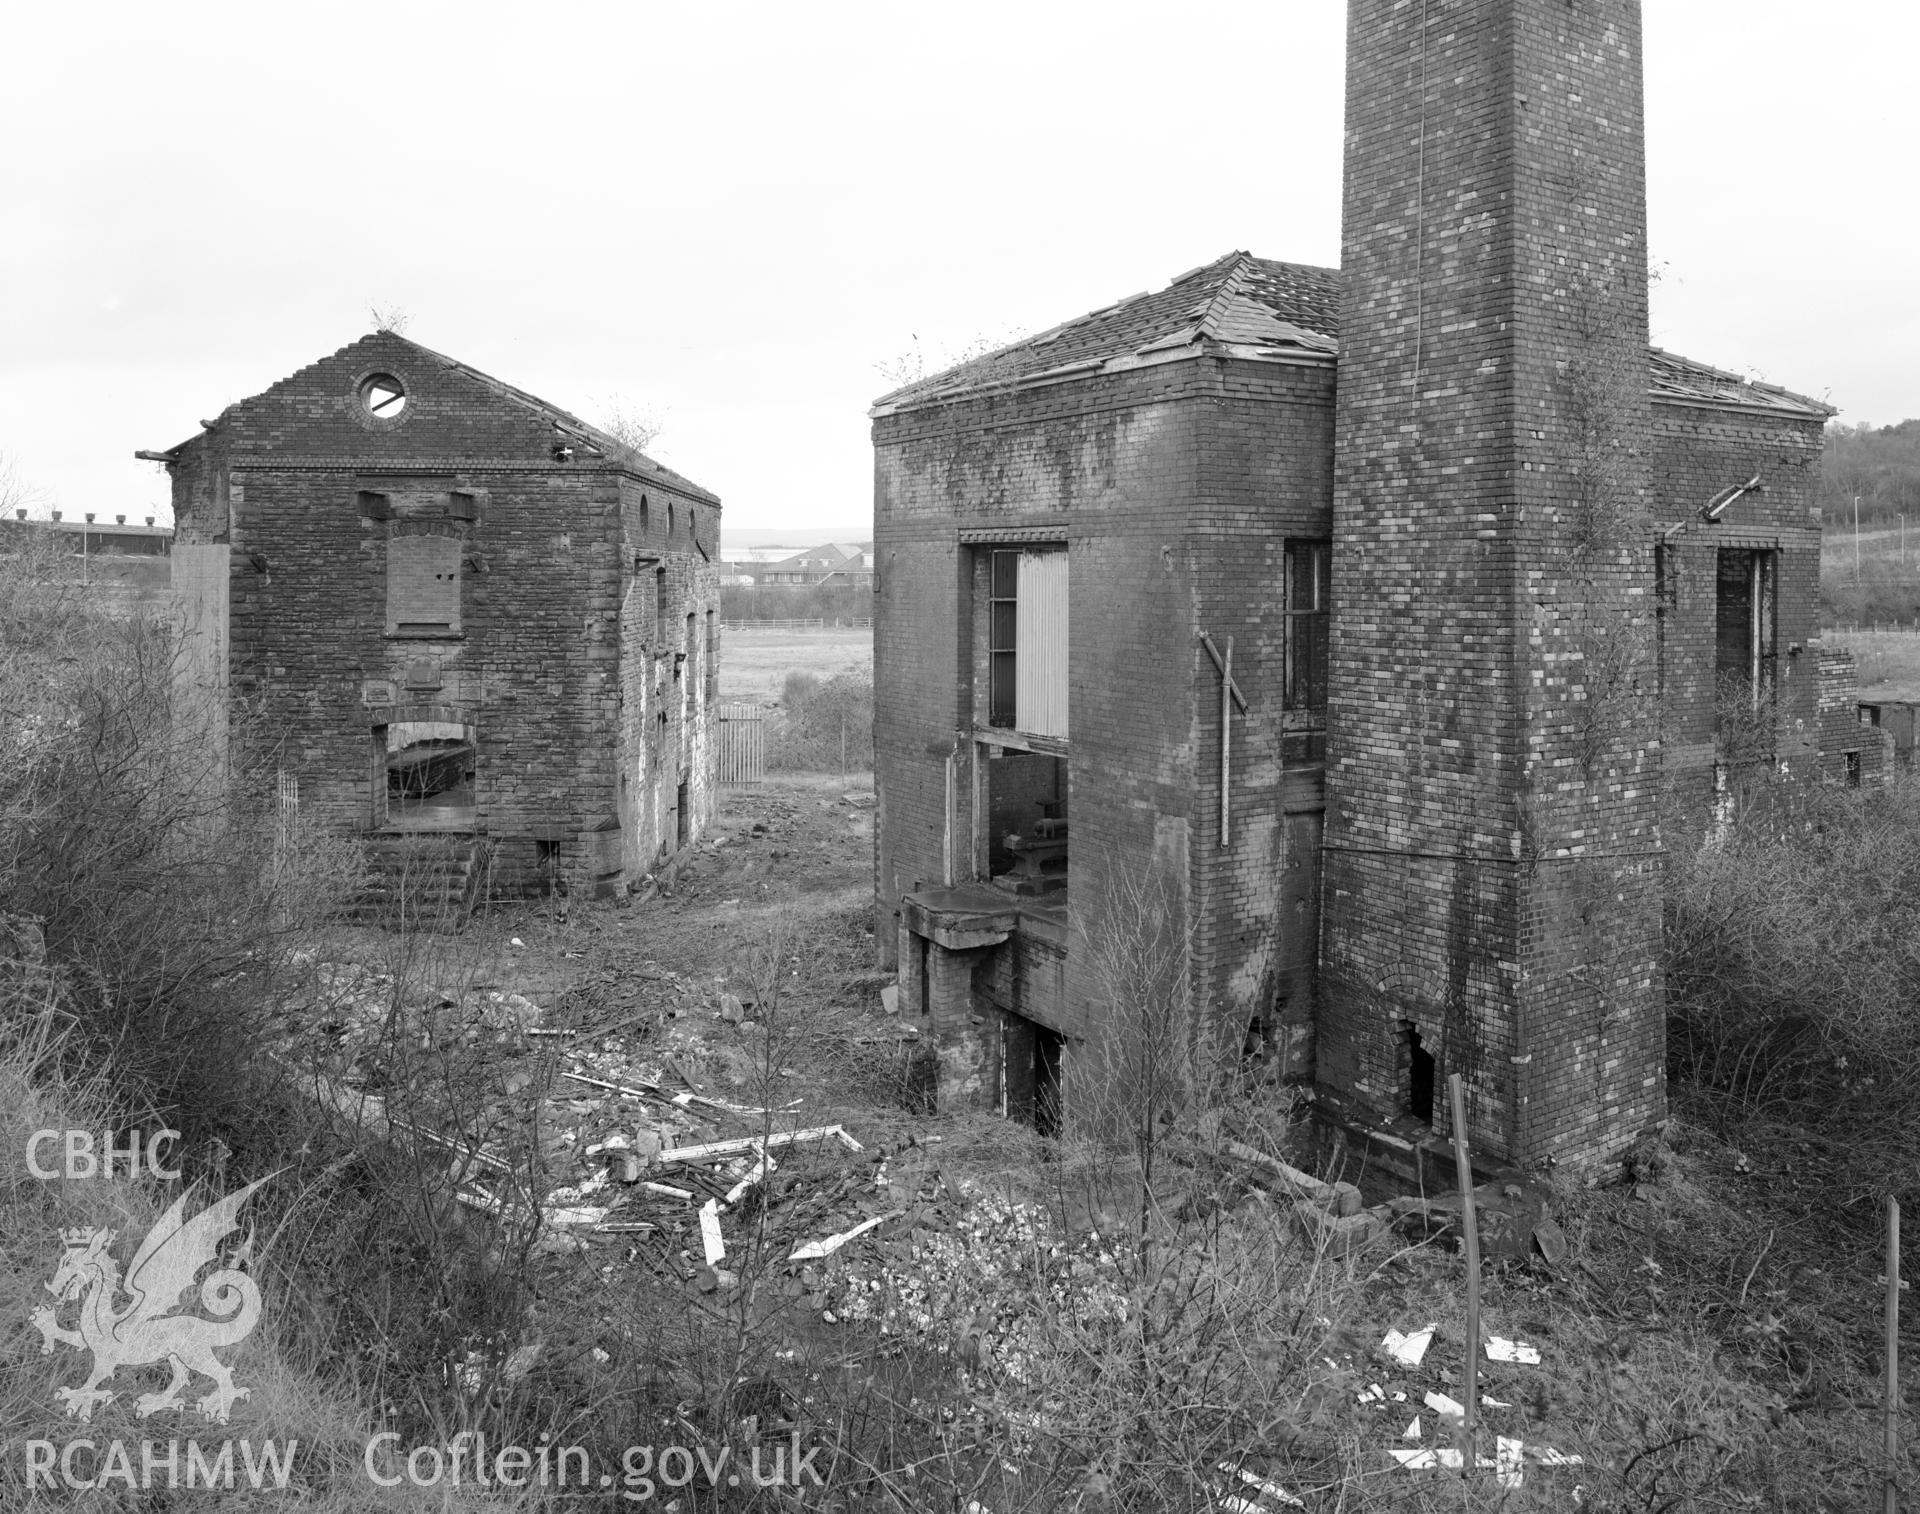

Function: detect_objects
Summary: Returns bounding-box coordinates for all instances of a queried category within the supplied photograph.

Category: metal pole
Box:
[1857,495,1863,584]
[1220,636,1233,847]
[1449,1072,1481,1482]
[1887,1195,1901,1514]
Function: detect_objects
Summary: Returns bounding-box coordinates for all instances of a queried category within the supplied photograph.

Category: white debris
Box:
[547,1172,611,1205]
[699,1199,725,1266]
[1486,1336,1542,1364]
[1423,1391,1466,1420]
[1215,1464,1305,1509]
[1356,1382,1387,1404]
[1402,1416,1422,1441]
[723,1151,778,1207]
[789,1211,895,1261]
[1393,1436,1568,1488]
[1382,1323,1437,1366]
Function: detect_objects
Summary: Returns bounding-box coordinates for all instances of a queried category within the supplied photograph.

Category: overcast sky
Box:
[3,2,1913,537]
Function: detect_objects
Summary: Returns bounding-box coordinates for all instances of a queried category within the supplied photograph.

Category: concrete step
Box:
[352,836,487,929]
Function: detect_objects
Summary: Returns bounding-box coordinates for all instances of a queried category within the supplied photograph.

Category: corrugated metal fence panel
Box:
[1016,548,1068,738]
[717,704,767,785]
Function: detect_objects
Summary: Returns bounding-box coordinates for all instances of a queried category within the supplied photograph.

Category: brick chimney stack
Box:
[1320,0,1663,1172]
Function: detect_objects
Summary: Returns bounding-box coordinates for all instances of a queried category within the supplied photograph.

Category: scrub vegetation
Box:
[3,540,1917,1510]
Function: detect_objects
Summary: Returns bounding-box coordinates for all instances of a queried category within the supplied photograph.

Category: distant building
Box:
[7,512,171,556]
[147,330,722,903]
[754,542,873,588]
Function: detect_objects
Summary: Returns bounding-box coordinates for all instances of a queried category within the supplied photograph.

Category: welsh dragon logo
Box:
[32,1176,272,1423]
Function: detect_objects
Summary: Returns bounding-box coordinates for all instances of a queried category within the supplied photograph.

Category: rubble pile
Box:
[280,956,910,1294]
[829,1181,1130,1383]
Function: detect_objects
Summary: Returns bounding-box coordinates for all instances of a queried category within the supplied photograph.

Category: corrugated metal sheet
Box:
[1015,549,1068,738]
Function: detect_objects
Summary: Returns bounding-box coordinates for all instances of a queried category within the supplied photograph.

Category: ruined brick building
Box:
[871,0,1859,1174]
[151,332,722,903]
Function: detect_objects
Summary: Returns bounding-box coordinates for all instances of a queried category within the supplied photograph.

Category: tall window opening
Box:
[1715,548,1777,741]
[1653,543,1674,701]
[986,546,1067,737]
[655,565,670,644]
[1284,540,1331,712]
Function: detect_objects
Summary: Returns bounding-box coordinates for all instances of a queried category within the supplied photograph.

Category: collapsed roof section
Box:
[873,251,1833,424]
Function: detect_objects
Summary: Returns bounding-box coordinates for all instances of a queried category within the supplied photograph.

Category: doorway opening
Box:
[375,720,476,831]
[983,750,1068,895]
[1401,1020,1435,1126]
[999,1012,1063,1137]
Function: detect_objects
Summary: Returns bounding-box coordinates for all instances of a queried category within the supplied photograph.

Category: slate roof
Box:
[1647,348,1835,419]
[873,251,1832,422]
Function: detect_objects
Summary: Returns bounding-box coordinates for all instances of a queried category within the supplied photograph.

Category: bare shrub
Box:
[1666,767,1920,1114]
[0,547,363,1123]
[768,669,873,774]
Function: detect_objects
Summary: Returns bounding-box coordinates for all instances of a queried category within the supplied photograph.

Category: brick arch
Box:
[1371,969,1447,1027]
[369,701,474,728]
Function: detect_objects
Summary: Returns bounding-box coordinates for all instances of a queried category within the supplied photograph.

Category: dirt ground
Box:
[718,625,872,702]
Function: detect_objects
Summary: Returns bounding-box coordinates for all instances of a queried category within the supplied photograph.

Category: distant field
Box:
[1826,629,1920,701]
[718,625,872,702]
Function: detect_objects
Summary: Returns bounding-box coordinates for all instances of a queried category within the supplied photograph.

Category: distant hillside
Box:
[1821,419,1920,527]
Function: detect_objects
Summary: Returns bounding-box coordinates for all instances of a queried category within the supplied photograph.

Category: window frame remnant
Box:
[1284,539,1331,714]
[984,545,1067,739]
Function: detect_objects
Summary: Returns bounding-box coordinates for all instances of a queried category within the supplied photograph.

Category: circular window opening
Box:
[359,373,408,419]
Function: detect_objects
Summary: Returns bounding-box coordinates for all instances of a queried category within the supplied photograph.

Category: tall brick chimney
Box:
[1321,0,1664,1173]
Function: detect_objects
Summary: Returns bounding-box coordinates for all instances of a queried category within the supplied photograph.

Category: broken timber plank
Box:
[699,1199,726,1266]
[655,1126,862,1168]
[564,1068,801,1120]
[1226,1140,1341,1206]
